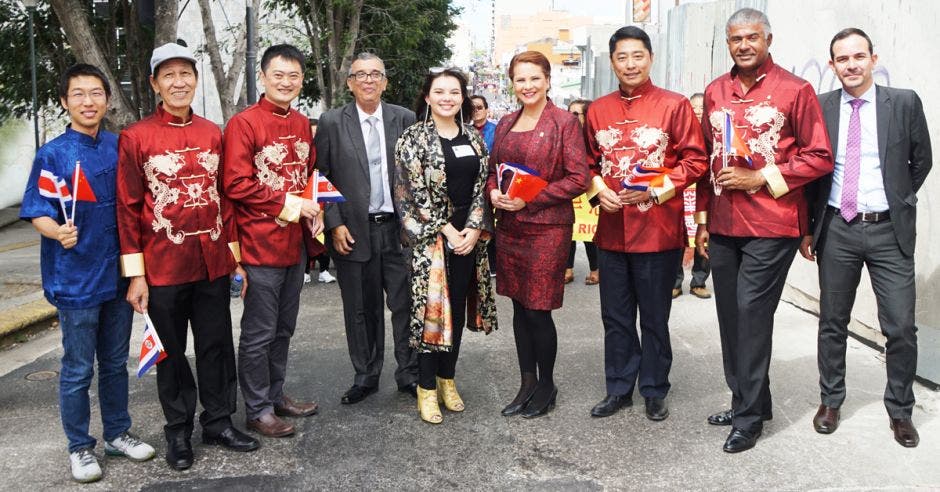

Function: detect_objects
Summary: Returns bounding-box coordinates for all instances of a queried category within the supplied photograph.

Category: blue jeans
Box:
[58,297,133,452]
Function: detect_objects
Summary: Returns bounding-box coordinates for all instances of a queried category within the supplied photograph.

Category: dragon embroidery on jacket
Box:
[143,149,223,244]
[595,124,669,211]
[708,102,785,195]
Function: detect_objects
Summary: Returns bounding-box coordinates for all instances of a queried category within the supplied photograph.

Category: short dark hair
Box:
[414,68,473,124]
[58,63,111,100]
[568,98,591,113]
[829,28,873,60]
[609,26,652,56]
[261,44,305,73]
[470,95,488,109]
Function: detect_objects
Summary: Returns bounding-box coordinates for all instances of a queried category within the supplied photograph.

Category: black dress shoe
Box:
[202,426,260,452]
[501,386,537,417]
[590,394,632,418]
[165,435,193,471]
[707,409,773,426]
[644,397,668,421]
[521,386,557,419]
[722,427,761,453]
[341,384,378,405]
[890,418,919,448]
[398,382,418,398]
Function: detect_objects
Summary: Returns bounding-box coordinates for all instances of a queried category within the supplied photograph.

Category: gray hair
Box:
[349,52,385,73]
[726,8,772,37]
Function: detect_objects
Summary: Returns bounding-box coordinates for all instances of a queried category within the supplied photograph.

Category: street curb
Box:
[0,298,57,338]
[0,207,21,230]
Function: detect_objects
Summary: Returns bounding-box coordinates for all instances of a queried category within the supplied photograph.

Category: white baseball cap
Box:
[150,43,197,75]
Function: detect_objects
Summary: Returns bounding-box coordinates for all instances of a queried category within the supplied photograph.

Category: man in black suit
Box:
[314,53,418,404]
[801,28,932,447]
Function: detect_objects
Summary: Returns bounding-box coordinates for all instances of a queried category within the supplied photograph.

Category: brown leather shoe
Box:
[247,413,295,438]
[890,418,919,447]
[672,288,682,299]
[274,395,319,417]
[584,271,599,285]
[812,404,840,434]
[690,286,712,299]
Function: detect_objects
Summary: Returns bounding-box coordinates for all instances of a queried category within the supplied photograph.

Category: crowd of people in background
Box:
[20,5,930,484]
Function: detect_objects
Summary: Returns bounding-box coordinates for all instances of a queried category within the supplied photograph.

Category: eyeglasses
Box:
[472,105,486,111]
[348,71,386,82]
[570,111,582,116]
[67,90,108,101]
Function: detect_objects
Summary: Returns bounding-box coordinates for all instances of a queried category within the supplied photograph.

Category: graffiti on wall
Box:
[791,59,891,93]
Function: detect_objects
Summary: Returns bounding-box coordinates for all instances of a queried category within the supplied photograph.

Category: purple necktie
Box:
[840,98,865,222]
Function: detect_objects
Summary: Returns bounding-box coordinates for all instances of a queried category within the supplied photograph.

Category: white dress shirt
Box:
[356,103,395,213]
[828,84,889,212]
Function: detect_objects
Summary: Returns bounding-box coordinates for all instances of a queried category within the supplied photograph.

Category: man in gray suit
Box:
[801,28,932,447]
[315,53,418,404]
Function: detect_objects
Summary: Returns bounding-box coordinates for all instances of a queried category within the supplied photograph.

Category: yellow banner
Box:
[572,194,599,242]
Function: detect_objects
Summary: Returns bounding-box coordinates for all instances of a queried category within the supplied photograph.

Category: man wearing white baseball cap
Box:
[117,42,259,471]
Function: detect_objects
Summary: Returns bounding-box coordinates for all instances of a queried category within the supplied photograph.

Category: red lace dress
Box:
[492,130,572,310]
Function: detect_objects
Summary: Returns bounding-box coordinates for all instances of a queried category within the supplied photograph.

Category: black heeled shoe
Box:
[501,386,537,416]
[521,386,557,419]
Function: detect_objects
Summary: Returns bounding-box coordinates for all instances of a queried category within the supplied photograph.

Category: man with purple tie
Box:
[801,28,932,448]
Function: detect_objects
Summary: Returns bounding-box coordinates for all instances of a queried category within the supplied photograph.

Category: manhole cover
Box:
[25,370,58,381]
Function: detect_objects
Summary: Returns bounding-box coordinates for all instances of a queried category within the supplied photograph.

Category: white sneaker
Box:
[303,273,312,284]
[69,448,102,483]
[318,271,336,283]
[104,432,156,462]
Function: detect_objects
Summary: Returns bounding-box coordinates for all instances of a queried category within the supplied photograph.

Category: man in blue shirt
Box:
[20,64,155,483]
[470,95,497,151]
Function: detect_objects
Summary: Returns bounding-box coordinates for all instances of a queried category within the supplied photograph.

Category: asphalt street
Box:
[0,247,937,490]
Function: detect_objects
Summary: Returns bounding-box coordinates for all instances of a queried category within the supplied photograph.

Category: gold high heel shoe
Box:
[436,377,465,412]
[417,386,443,424]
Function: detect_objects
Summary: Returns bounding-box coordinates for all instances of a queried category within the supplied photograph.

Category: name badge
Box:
[452,145,476,158]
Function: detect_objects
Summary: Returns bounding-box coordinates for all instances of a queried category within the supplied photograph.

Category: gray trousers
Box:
[710,234,799,432]
[817,209,917,418]
[238,260,305,420]
[333,220,416,388]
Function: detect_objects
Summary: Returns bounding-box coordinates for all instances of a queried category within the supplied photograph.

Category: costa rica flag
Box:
[622,165,666,191]
[37,169,72,201]
[137,314,168,378]
[301,171,346,203]
[723,112,753,167]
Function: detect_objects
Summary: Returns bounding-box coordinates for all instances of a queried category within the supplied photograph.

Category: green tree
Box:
[267,0,459,110]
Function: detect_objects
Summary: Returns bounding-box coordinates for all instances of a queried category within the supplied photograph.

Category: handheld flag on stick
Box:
[723,112,753,167]
[68,162,98,225]
[301,171,346,203]
[497,162,548,202]
[37,169,72,223]
[137,313,168,378]
[622,165,667,191]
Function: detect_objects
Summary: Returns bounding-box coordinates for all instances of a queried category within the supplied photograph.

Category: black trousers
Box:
[418,250,476,389]
[333,220,417,388]
[148,276,236,438]
[568,241,598,270]
[709,234,799,432]
[598,248,681,398]
[674,247,710,289]
[817,209,917,418]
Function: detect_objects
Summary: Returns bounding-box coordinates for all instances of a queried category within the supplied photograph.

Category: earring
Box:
[425,106,430,124]
[459,105,464,126]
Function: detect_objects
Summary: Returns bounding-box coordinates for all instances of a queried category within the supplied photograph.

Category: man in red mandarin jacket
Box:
[584,26,708,422]
[117,43,259,471]
[694,9,833,453]
[223,44,322,438]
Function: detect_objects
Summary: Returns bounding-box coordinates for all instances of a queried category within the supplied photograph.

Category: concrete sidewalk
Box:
[0,210,56,344]
[0,256,936,489]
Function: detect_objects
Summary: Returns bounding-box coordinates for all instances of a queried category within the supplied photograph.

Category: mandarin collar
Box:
[156,103,193,126]
[64,125,102,147]
[619,77,654,100]
[730,54,776,86]
[258,95,291,117]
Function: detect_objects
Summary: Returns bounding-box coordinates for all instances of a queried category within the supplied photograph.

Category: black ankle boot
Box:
[501,372,537,416]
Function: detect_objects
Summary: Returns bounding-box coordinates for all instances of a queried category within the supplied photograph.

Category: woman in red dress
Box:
[486,51,590,418]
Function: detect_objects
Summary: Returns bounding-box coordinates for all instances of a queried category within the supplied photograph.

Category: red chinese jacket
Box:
[117,104,239,286]
[696,56,833,238]
[223,96,314,267]
[584,79,708,252]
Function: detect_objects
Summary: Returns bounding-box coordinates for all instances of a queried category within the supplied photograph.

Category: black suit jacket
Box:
[809,85,932,257]
[314,101,417,262]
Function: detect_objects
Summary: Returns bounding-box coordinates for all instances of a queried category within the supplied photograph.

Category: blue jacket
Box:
[476,120,497,152]
[20,127,125,309]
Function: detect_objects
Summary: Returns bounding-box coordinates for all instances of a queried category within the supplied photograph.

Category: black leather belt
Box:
[827,206,890,223]
[368,212,395,224]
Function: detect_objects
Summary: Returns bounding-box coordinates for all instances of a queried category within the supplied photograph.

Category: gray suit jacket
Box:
[314,101,417,262]
[810,85,932,256]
